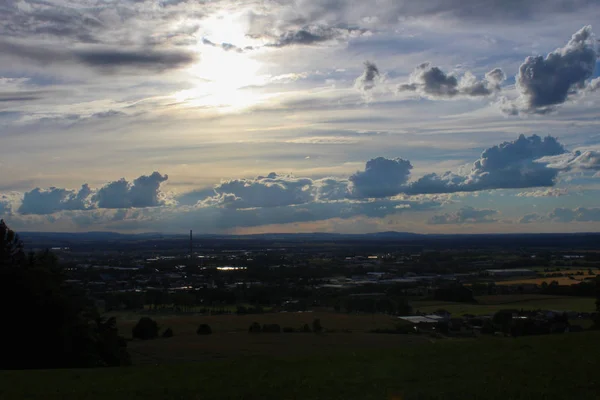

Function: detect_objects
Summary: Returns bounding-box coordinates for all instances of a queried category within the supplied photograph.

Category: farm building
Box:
[485,269,537,277]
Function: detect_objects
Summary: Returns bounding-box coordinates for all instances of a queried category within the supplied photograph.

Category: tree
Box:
[0,220,129,369]
[132,317,159,340]
[312,318,323,333]
[197,324,212,335]
[593,276,600,329]
[248,322,262,333]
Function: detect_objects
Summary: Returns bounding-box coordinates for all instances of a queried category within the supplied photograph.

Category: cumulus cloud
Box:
[548,207,600,222]
[506,25,598,114]
[407,134,567,194]
[398,63,505,99]
[15,172,170,215]
[204,173,314,209]
[429,206,498,225]
[519,213,543,224]
[0,195,14,216]
[354,61,381,93]
[18,185,92,215]
[349,157,412,198]
[94,172,169,209]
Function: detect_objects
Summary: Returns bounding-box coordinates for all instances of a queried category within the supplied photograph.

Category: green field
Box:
[1,332,599,399]
[412,294,597,316]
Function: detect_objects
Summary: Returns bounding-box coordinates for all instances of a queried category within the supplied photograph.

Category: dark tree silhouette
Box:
[0,220,129,369]
[132,317,159,340]
[196,324,212,335]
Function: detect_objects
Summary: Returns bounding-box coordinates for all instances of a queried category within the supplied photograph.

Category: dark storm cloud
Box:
[398,63,505,99]
[428,206,498,225]
[349,157,412,198]
[508,25,598,114]
[354,61,380,93]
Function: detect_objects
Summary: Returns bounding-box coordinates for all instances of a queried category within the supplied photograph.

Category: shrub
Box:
[302,323,311,333]
[312,318,323,333]
[162,328,174,338]
[283,327,295,333]
[262,324,281,333]
[196,324,212,335]
[248,322,262,333]
[132,317,159,340]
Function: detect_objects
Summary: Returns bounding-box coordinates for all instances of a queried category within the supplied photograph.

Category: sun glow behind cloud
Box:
[172,12,269,112]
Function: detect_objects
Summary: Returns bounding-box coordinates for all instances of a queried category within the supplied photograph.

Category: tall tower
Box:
[189,230,193,260]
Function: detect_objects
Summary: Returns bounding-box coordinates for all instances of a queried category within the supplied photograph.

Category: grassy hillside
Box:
[1,332,598,400]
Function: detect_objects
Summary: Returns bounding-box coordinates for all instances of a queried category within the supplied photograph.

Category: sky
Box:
[1,0,600,235]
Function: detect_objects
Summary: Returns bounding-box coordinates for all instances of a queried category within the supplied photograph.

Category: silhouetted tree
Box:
[196,324,212,335]
[132,317,159,340]
[312,318,323,333]
[248,322,262,333]
[0,220,129,369]
[593,276,600,329]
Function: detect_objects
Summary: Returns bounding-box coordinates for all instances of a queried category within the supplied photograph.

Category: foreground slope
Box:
[1,331,598,400]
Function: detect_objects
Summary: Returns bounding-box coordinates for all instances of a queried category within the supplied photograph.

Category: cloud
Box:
[265,25,368,47]
[407,134,567,194]
[506,25,598,114]
[349,157,413,198]
[516,188,569,197]
[0,40,196,72]
[539,150,600,174]
[202,38,245,53]
[428,206,498,225]
[94,172,169,209]
[204,173,314,209]
[18,185,92,215]
[548,207,600,222]
[398,63,505,99]
[354,61,381,93]
[0,195,15,216]
[74,48,196,71]
[519,213,543,224]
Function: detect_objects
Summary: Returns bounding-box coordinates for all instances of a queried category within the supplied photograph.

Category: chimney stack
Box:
[189,230,193,260]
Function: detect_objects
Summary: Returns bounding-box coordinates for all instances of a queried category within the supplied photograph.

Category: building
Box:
[485,269,537,277]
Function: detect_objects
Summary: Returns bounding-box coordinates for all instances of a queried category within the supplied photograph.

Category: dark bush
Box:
[302,323,312,333]
[312,318,323,333]
[283,327,295,333]
[248,322,262,333]
[132,317,159,340]
[196,324,212,335]
[162,327,174,338]
[262,324,281,333]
